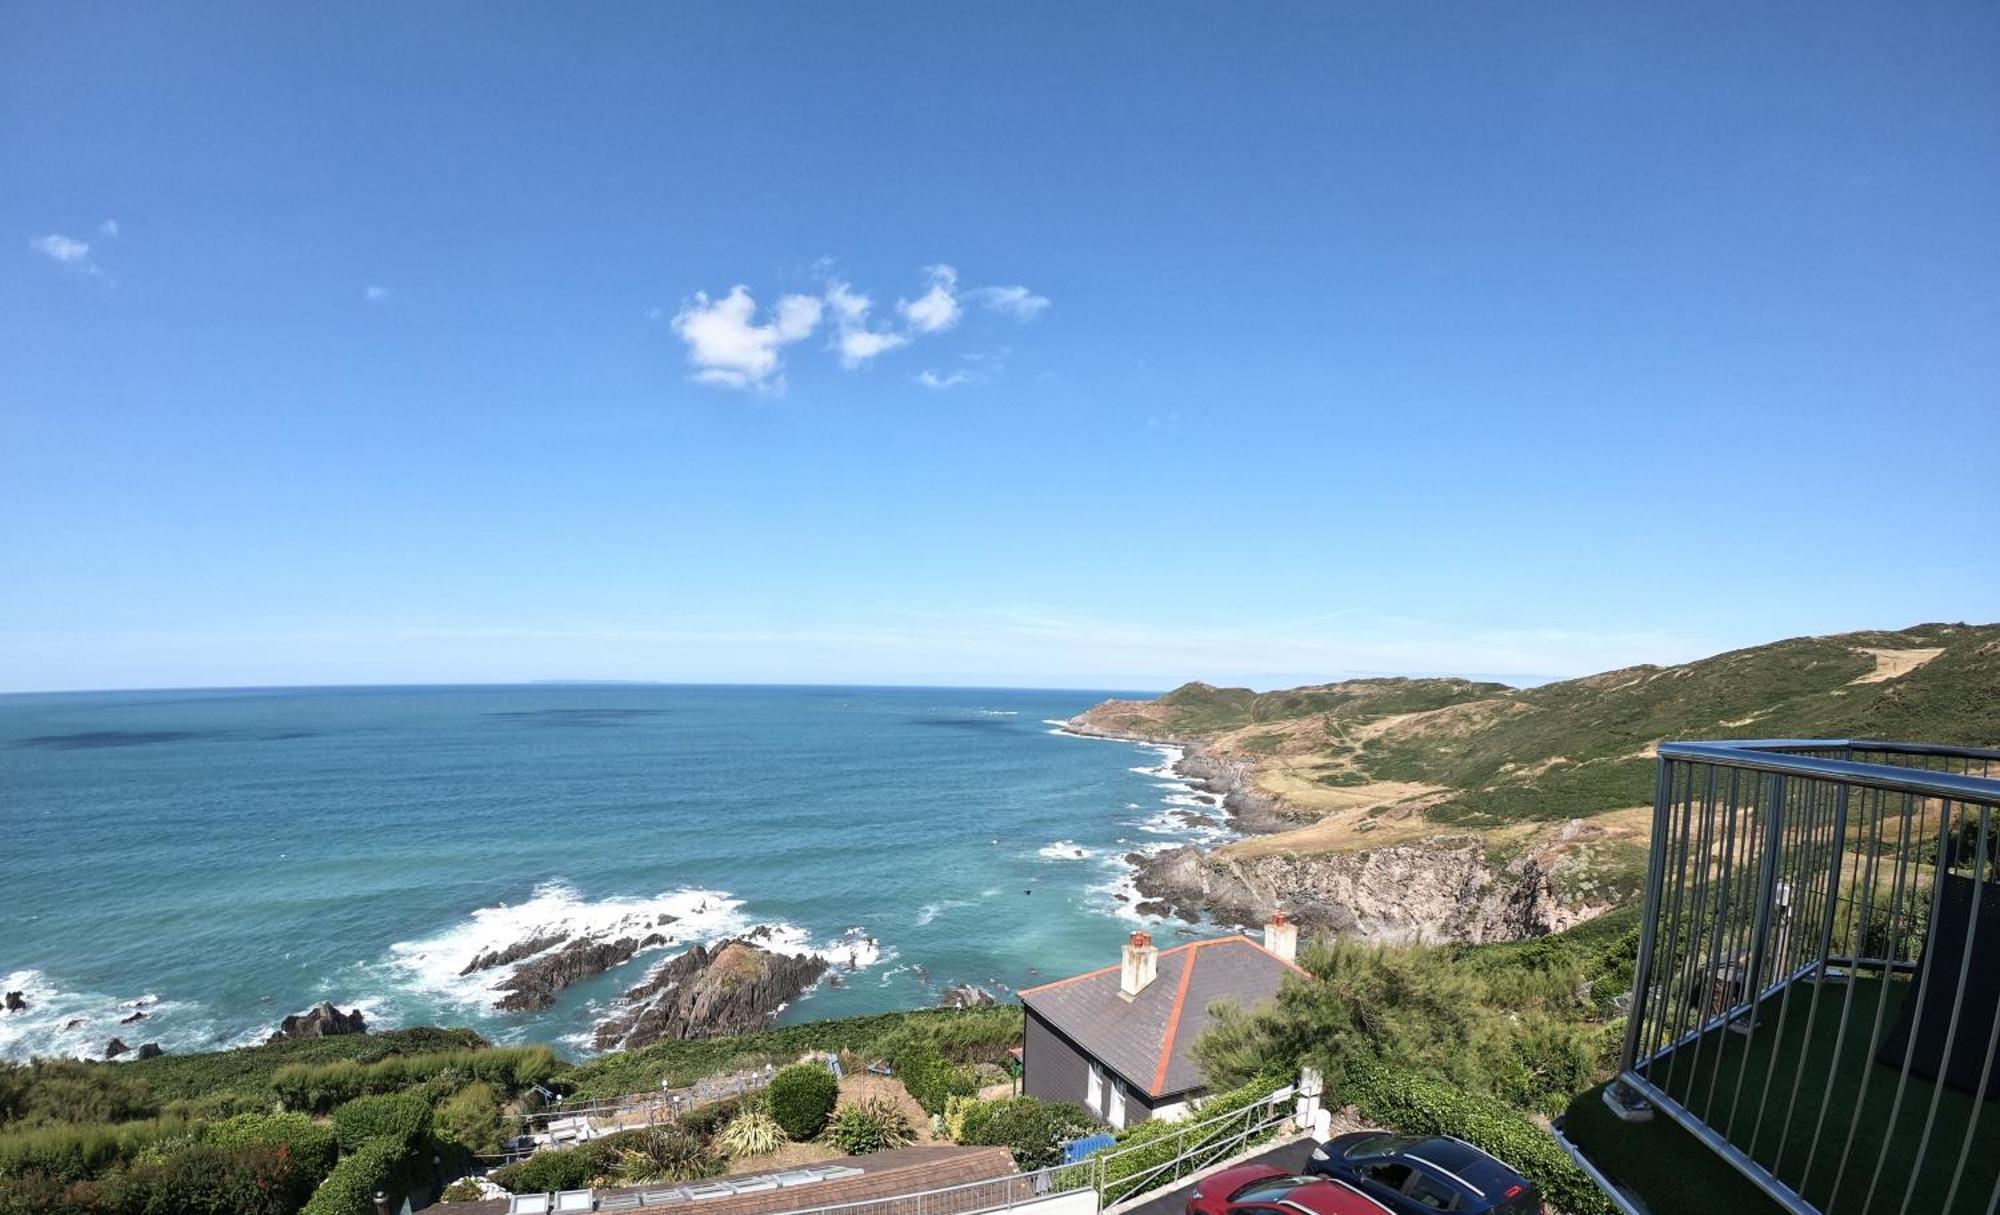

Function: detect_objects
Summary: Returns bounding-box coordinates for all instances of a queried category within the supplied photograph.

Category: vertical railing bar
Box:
[1646,759,1698,1073]
[1935,806,2000,1215]
[1727,770,1789,1142]
[1773,779,1849,1178]
[1619,757,1679,1081]
[1695,767,1748,1126]
[1803,783,1891,1202]
[1746,773,1816,1159]
[1703,765,1761,1128]
[1661,763,1720,1097]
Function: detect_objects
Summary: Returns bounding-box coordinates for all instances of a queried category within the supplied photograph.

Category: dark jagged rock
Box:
[267,1001,368,1044]
[495,937,644,1013]
[593,940,829,1051]
[63,1018,83,1031]
[104,1038,129,1059]
[119,1010,147,1025]
[939,984,995,1009]
[135,1043,163,1060]
[2,991,24,1013]
[459,933,567,976]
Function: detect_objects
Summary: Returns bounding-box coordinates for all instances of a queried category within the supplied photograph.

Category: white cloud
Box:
[672,284,824,393]
[99,219,120,238]
[363,285,390,302]
[916,369,973,390]
[898,264,962,334]
[971,284,1051,321]
[30,234,92,265]
[824,280,909,368]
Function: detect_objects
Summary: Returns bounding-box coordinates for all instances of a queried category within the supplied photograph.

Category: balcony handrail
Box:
[1655,740,2000,805]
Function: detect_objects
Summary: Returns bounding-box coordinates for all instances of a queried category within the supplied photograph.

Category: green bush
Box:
[886,1037,976,1115]
[103,1141,316,1215]
[0,1061,159,1128]
[439,1177,486,1202]
[677,1095,744,1139]
[766,1065,838,1140]
[433,1084,506,1157]
[492,1145,593,1193]
[603,1125,722,1184]
[274,1046,560,1114]
[963,1097,1096,1171]
[302,1135,418,1215]
[202,1111,339,1181]
[0,1117,192,1183]
[1087,1076,1283,1201]
[1342,1056,1613,1215]
[716,1110,785,1158]
[332,1093,432,1153]
[826,1098,915,1156]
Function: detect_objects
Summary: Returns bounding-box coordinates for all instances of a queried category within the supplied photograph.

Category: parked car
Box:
[1185,1163,1402,1215]
[1304,1132,1541,1214]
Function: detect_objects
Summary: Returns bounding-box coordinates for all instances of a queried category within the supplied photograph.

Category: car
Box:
[1184,1163,1402,1215]
[1302,1132,1541,1214]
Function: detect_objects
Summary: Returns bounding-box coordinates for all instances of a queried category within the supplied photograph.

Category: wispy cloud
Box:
[29,233,100,274]
[363,285,390,303]
[672,284,824,393]
[98,219,120,239]
[970,284,1050,321]
[915,369,973,390]
[898,264,962,334]
[824,279,909,368]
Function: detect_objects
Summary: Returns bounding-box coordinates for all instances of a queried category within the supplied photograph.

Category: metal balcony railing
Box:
[1613,739,2000,1215]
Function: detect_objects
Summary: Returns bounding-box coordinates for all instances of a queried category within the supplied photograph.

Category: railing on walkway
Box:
[1613,739,2000,1215]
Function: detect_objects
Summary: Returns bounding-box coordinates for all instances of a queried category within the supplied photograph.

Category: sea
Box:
[0,684,1235,1063]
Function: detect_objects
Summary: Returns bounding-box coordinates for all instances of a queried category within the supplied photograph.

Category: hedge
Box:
[0,1116,192,1183]
[434,1084,506,1157]
[960,1097,1095,1170]
[766,1065,838,1140]
[1088,1073,1288,1203]
[332,1093,433,1154]
[1341,1055,1613,1215]
[302,1135,419,1215]
[202,1111,340,1181]
[491,1146,593,1194]
[274,1046,560,1114]
[887,1038,975,1116]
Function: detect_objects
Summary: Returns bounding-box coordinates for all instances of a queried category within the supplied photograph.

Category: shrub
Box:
[716,1110,785,1158]
[202,1111,339,1181]
[273,1046,560,1114]
[886,1037,975,1116]
[826,1098,915,1156]
[0,1117,191,1183]
[332,1092,431,1153]
[677,1095,743,1139]
[606,1125,723,1184]
[1087,1076,1284,1201]
[942,1094,983,1143]
[766,1065,838,1140]
[439,1177,486,1202]
[0,1061,158,1128]
[104,1141,315,1215]
[302,1135,418,1215]
[491,1146,592,1194]
[964,1097,1095,1171]
[1342,1055,1614,1215]
[433,1084,506,1157]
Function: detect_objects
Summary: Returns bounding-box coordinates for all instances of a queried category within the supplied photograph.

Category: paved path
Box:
[1117,1137,1320,1215]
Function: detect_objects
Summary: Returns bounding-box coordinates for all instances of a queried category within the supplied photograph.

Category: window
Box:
[1107,1081,1126,1129]
[1228,1177,1309,1204]
[1086,1064,1103,1114]
[1404,1173,1461,1211]
[1358,1163,1413,1193]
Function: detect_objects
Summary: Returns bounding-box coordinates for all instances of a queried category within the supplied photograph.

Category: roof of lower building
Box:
[1018,934,1307,1099]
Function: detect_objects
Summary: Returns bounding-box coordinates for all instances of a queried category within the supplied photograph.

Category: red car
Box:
[1185,1164,1397,1215]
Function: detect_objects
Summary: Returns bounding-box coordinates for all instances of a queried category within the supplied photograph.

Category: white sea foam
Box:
[915,899,971,927]
[0,969,227,1063]
[1037,840,1093,860]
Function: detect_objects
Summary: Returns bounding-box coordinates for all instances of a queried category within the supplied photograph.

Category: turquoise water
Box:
[0,685,1230,1061]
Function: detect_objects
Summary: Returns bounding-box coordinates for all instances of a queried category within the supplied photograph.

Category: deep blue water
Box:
[0,685,1230,1061]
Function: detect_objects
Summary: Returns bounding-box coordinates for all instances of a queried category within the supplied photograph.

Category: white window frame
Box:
[1087,1062,1104,1114]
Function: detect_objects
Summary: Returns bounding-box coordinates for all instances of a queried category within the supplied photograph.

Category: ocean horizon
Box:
[0,683,1233,1063]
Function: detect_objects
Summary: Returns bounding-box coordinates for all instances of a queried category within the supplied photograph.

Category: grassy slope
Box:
[1082,623,2000,834]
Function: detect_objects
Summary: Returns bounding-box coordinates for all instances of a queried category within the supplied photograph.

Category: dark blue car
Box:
[1304,1132,1541,1214]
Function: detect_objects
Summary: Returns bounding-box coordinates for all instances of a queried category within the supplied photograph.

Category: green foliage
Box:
[98,1141,317,1215]
[766,1064,839,1140]
[1342,1056,1614,1215]
[331,1093,431,1153]
[1084,1077,1281,1201]
[942,1094,983,1143]
[121,1027,488,1105]
[439,1177,486,1202]
[301,1135,418,1215]
[604,1125,723,1184]
[962,1096,1096,1171]
[201,1111,339,1182]
[825,1098,915,1156]
[274,1045,559,1114]
[676,1095,743,1139]
[491,1146,593,1194]
[562,1006,1021,1101]
[882,1034,975,1115]
[0,1117,192,1183]
[0,1060,159,1128]
[433,1083,506,1157]
[716,1110,785,1158]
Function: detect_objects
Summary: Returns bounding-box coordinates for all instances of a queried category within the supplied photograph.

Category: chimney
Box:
[1264,910,1298,964]
[1120,931,1159,997]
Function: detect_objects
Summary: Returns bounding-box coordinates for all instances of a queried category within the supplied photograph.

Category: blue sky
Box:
[4,3,1996,693]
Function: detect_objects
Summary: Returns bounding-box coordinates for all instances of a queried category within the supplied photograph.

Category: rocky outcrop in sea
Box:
[592,939,829,1051]
[268,1001,368,1043]
[494,933,668,1013]
[938,984,995,1009]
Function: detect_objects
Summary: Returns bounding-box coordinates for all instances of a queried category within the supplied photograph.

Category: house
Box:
[1018,913,1308,1127]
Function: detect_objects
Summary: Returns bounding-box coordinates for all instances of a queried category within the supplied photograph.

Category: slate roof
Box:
[1018,935,1307,1099]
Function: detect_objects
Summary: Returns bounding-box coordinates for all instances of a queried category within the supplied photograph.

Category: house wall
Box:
[1023,1007,1097,1111]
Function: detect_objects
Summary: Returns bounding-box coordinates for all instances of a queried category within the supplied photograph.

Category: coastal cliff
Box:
[1074,623,2000,944]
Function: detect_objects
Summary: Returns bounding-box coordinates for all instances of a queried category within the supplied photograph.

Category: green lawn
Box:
[1565,976,2000,1214]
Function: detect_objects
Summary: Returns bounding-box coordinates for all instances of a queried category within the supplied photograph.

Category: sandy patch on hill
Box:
[1850,647,1946,684]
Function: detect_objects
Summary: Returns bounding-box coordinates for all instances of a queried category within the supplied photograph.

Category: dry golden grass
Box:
[1850,647,1946,684]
